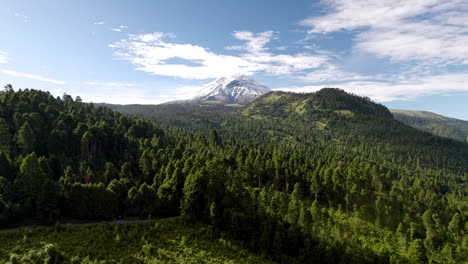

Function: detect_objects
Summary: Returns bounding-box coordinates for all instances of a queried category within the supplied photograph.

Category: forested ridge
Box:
[391,109,468,143]
[0,87,467,263]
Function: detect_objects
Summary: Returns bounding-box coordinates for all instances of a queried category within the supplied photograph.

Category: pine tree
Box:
[0,152,13,181]
[120,162,132,179]
[103,162,118,183]
[407,239,427,264]
[139,150,152,182]
[38,179,58,223]
[16,121,35,154]
[448,213,462,241]
[181,169,207,218]
[0,118,11,153]
[14,152,45,215]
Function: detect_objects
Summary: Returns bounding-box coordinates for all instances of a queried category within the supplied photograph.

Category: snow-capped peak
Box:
[191,75,271,104]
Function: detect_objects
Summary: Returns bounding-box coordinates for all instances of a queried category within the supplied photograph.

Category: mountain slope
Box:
[221,89,468,171]
[103,88,468,171]
[391,109,468,142]
[182,75,271,104]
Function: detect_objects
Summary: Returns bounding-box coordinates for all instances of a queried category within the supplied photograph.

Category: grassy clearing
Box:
[0,219,275,264]
[315,121,327,130]
[334,110,354,117]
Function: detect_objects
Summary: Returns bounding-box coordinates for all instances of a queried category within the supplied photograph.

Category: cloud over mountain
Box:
[109,31,328,79]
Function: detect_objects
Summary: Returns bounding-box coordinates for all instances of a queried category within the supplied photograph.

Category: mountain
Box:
[105,88,467,171]
[180,75,271,104]
[223,89,467,168]
[391,109,468,142]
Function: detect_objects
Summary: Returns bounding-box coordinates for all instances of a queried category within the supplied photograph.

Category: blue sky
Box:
[1,0,467,120]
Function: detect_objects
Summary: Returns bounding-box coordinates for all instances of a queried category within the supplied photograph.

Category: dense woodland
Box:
[0,86,467,263]
[99,102,240,132]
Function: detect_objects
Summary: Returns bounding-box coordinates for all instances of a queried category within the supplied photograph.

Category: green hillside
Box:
[0,88,467,263]
[391,109,468,142]
[219,90,467,172]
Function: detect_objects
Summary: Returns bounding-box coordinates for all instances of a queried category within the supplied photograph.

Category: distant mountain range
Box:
[98,75,468,143]
[391,109,468,142]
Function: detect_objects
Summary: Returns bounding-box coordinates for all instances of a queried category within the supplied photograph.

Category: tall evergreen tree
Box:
[0,118,11,153]
[16,121,35,154]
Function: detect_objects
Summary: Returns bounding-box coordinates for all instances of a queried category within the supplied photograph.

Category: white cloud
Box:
[111,25,128,32]
[228,30,329,74]
[0,70,66,84]
[110,32,266,79]
[110,31,329,79]
[300,0,468,65]
[128,32,176,42]
[295,0,468,101]
[226,31,275,52]
[0,51,7,63]
[300,0,439,33]
[276,73,468,102]
[300,65,373,82]
[94,21,105,25]
[242,52,328,75]
[356,24,468,64]
[86,81,135,87]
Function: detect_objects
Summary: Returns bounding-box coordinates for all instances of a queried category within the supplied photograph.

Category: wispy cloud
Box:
[94,21,105,25]
[110,32,266,79]
[300,0,468,65]
[14,12,28,22]
[128,32,176,42]
[229,31,329,75]
[0,70,66,84]
[111,25,128,32]
[294,0,468,101]
[226,31,275,52]
[110,31,329,79]
[0,51,7,64]
[277,73,468,102]
[86,81,135,87]
[300,65,374,83]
